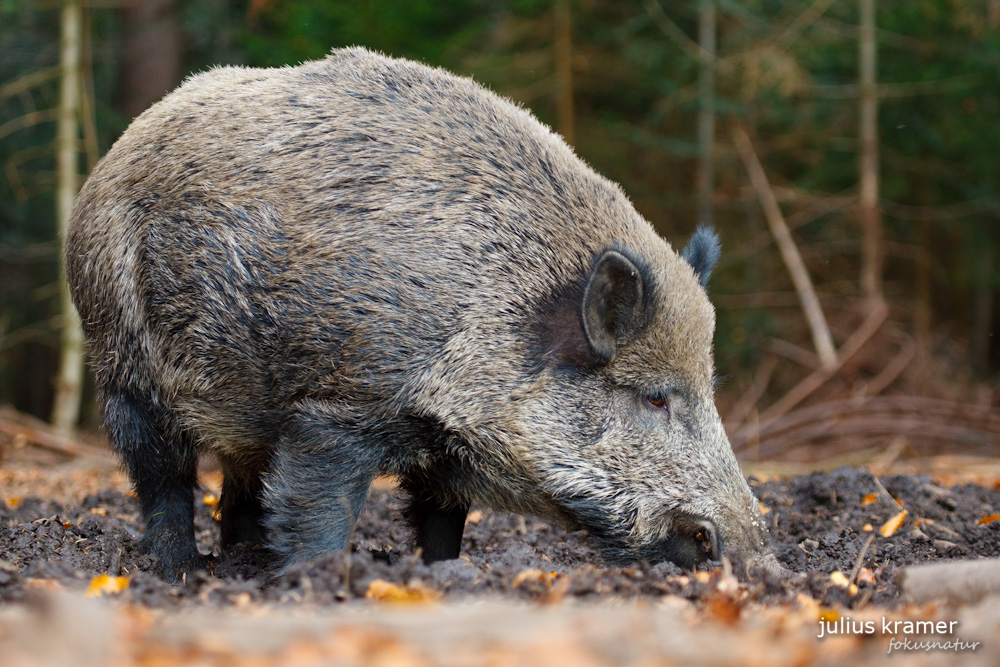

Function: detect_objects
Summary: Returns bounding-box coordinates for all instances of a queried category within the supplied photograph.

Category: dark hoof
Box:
[137,535,203,584]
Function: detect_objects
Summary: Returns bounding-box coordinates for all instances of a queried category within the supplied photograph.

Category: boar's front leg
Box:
[263,402,382,570]
[103,389,201,582]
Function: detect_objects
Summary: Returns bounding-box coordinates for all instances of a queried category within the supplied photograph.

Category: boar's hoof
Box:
[137,534,203,584]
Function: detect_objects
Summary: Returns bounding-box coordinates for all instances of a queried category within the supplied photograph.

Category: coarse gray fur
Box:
[65,47,783,580]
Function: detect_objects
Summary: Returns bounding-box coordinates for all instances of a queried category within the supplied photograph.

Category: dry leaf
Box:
[85,574,130,597]
[861,493,878,506]
[829,571,851,588]
[706,594,741,625]
[880,509,908,537]
[466,509,483,524]
[758,502,772,515]
[512,568,549,588]
[202,493,219,507]
[365,579,440,604]
[977,514,1000,525]
[856,568,876,586]
[5,497,23,509]
[818,607,839,623]
[862,523,873,532]
[828,571,859,595]
[541,574,571,604]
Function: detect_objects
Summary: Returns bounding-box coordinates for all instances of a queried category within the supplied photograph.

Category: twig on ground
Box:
[849,533,875,584]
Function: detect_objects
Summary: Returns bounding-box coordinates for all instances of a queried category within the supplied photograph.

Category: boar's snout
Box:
[660,511,793,578]
[656,515,720,569]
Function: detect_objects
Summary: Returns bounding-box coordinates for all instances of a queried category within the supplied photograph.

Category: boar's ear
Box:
[681,225,720,288]
[581,250,647,365]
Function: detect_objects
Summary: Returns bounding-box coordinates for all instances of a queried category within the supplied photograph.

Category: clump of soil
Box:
[1,467,998,610]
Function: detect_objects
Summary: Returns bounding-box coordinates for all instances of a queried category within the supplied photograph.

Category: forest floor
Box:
[1,440,999,666]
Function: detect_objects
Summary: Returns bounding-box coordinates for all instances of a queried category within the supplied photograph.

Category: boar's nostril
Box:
[694,520,721,561]
[651,516,723,569]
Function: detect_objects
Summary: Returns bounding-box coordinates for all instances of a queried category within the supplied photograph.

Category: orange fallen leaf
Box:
[85,574,130,597]
[880,509,908,537]
[862,523,873,532]
[977,514,1000,525]
[861,493,878,506]
[365,579,440,604]
[512,568,548,588]
[706,594,741,625]
[89,507,108,516]
[466,509,483,524]
[5,497,23,509]
[818,607,839,623]
[856,568,876,586]
[758,502,772,515]
[202,493,220,507]
[541,574,571,605]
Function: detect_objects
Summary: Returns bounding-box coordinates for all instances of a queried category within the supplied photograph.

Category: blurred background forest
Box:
[1,0,998,464]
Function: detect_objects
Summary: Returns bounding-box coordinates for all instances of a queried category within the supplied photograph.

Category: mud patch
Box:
[1,467,998,610]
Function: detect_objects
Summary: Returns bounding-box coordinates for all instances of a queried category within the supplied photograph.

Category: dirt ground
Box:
[1,448,999,666]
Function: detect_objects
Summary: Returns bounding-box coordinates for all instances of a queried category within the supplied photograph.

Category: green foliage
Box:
[235,0,495,69]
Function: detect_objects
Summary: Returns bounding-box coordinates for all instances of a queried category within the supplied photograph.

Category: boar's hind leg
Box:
[263,404,381,569]
[218,461,267,549]
[103,389,200,582]
[402,477,468,564]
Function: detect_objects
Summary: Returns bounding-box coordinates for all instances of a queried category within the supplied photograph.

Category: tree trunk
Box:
[970,239,995,376]
[914,187,931,363]
[119,0,183,118]
[858,0,883,308]
[50,0,85,436]
[554,0,574,146]
[696,0,715,227]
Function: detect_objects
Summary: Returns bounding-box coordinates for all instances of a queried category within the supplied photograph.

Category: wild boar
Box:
[65,47,782,580]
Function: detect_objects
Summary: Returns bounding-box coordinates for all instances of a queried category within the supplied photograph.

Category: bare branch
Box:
[0,67,60,105]
[731,122,838,370]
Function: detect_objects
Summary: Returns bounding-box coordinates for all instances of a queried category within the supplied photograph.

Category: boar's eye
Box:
[644,393,671,418]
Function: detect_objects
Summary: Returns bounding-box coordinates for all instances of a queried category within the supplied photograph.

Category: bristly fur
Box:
[64,47,780,580]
